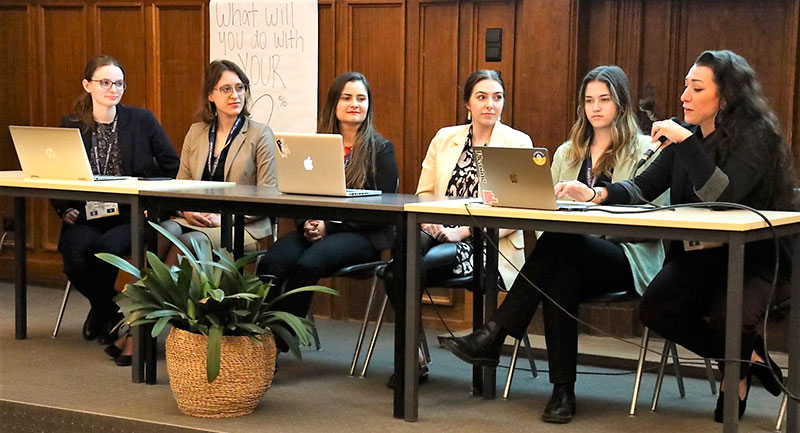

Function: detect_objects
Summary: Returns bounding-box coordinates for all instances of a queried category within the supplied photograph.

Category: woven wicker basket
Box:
[165,327,276,418]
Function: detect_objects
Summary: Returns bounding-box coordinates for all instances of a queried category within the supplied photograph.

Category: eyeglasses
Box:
[90,79,127,90]
[214,83,248,96]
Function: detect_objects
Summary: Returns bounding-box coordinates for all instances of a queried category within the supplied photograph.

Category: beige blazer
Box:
[178,118,277,239]
[416,122,533,289]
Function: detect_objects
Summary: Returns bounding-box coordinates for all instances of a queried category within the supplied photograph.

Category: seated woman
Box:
[439,65,665,423]
[383,69,532,386]
[53,55,179,365]
[555,51,793,422]
[257,72,398,349]
[161,59,276,256]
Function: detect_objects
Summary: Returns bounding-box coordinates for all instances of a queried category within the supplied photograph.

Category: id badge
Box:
[683,240,724,251]
[85,201,120,220]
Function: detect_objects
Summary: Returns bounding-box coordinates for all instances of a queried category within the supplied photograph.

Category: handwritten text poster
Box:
[210,0,318,132]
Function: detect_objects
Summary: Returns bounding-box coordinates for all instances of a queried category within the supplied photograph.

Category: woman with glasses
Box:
[161,59,276,256]
[53,55,179,365]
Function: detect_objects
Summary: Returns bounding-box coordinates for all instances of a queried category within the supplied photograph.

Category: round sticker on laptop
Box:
[532,150,547,166]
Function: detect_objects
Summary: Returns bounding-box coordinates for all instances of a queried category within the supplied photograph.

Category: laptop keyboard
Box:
[345,188,382,197]
[93,175,127,181]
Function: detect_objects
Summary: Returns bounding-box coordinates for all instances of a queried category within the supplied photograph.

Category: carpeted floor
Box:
[0,283,787,432]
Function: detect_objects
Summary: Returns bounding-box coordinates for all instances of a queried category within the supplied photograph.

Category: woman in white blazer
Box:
[383,70,532,388]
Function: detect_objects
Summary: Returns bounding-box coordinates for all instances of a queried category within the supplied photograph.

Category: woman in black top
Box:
[54,55,179,363]
[257,72,398,351]
[557,50,795,421]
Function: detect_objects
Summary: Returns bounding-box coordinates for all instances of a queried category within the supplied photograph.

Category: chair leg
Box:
[704,358,718,395]
[776,393,788,432]
[420,321,431,365]
[350,274,379,376]
[52,281,72,338]
[503,338,522,399]
[630,327,650,416]
[521,333,538,378]
[669,343,686,398]
[360,294,388,377]
[307,309,321,351]
[651,340,672,412]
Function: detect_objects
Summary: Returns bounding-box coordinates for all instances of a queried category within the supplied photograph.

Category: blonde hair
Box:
[565,65,640,178]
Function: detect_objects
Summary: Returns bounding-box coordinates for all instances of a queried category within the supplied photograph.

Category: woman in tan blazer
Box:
[162,59,276,254]
[383,70,531,387]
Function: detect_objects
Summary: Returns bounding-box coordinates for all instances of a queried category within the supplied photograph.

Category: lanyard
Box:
[90,115,118,175]
[207,116,244,177]
[584,153,597,188]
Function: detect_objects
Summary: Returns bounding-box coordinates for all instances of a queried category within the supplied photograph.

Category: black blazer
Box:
[323,137,399,251]
[51,105,180,218]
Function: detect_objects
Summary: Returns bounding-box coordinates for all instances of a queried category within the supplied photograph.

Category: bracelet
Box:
[586,187,597,202]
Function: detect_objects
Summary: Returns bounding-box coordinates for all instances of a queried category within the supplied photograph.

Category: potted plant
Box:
[97,221,337,418]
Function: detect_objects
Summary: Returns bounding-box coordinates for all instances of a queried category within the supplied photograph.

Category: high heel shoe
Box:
[714,374,750,423]
[750,336,784,396]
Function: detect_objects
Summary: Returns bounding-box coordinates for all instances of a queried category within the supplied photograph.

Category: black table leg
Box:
[482,228,499,400]
[471,228,484,396]
[723,234,744,433]
[402,212,417,421]
[787,234,800,432]
[14,197,26,340]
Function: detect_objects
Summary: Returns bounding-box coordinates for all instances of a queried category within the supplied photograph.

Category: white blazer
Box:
[416,122,533,289]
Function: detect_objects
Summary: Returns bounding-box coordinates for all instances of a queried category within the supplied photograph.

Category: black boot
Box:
[542,383,576,424]
[438,321,505,367]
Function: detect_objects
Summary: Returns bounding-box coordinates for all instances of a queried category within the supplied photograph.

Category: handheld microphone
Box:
[634,116,681,172]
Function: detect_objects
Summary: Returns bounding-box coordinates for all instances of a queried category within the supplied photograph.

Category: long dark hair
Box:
[318,72,382,189]
[72,55,125,130]
[462,70,505,124]
[565,65,641,178]
[694,50,796,210]
[200,59,252,124]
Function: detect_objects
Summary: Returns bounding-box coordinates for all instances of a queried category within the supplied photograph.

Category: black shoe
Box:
[750,336,784,396]
[438,322,505,367]
[714,374,750,423]
[542,383,576,424]
[104,343,122,359]
[82,310,102,341]
[97,327,119,346]
[114,354,132,366]
[387,365,429,389]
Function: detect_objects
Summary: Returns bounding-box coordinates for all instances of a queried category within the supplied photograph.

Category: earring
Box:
[467,111,472,121]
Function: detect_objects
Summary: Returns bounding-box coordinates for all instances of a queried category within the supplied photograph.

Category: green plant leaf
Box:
[265,311,313,347]
[232,310,251,317]
[151,316,172,337]
[208,288,225,302]
[148,220,199,269]
[144,310,182,319]
[235,323,266,334]
[264,285,339,311]
[95,253,141,279]
[269,323,302,359]
[207,326,223,383]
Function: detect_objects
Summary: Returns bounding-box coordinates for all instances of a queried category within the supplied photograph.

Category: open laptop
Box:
[9,125,125,181]
[474,146,595,210]
[273,132,381,197]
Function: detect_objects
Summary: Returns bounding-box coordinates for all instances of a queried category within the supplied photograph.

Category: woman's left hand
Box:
[651,118,693,146]
[434,226,471,243]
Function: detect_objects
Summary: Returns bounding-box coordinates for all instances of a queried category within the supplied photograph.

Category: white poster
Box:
[210,0,318,132]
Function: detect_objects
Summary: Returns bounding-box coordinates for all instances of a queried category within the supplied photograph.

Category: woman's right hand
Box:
[421,223,444,238]
[62,209,79,225]
[555,180,597,202]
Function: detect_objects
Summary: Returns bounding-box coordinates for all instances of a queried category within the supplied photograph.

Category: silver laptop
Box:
[273,132,381,197]
[474,146,594,210]
[9,125,125,181]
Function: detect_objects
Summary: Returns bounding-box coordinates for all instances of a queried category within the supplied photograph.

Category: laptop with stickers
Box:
[9,125,125,181]
[273,132,381,197]
[474,146,595,210]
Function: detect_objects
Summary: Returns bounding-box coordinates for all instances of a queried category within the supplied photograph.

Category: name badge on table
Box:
[85,201,119,220]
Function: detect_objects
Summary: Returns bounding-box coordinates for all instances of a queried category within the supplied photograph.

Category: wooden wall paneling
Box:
[317,1,335,116]
[471,0,516,124]
[153,3,207,152]
[639,0,680,121]
[513,0,579,154]
[582,0,616,77]
[614,0,643,100]
[95,3,148,108]
[683,0,795,132]
[0,5,34,171]
[793,0,800,172]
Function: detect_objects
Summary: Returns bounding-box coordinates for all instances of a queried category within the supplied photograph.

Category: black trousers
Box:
[640,242,772,379]
[494,232,634,384]
[384,231,462,312]
[257,230,379,319]
[58,216,131,320]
